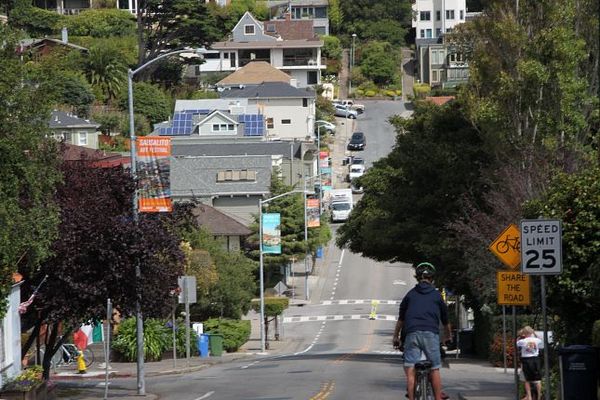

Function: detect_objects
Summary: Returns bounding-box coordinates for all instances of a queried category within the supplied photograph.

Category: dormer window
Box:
[244,25,255,35]
[266,24,276,33]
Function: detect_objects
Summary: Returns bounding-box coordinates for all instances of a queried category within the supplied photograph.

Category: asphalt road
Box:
[55,101,514,399]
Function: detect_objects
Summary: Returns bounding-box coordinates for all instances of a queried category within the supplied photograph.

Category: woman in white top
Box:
[516,326,543,400]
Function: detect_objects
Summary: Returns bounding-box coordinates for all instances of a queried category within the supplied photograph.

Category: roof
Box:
[425,96,456,106]
[264,19,315,40]
[171,155,272,198]
[217,62,291,86]
[219,81,315,99]
[49,110,100,129]
[267,0,329,6]
[18,38,89,53]
[192,204,252,236]
[173,141,304,159]
[61,144,128,167]
[173,99,252,112]
[211,39,323,50]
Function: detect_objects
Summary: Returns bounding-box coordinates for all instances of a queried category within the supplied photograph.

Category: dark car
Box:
[347,132,366,151]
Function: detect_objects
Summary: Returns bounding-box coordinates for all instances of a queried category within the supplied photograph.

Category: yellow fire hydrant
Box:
[77,350,87,374]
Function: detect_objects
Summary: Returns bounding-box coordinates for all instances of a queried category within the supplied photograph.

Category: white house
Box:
[0,278,23,388]
[412,0,470,88]
[49,110,100,150]
[192,12,324,88]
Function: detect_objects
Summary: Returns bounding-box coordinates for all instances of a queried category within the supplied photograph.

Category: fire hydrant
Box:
[77,350,87,374]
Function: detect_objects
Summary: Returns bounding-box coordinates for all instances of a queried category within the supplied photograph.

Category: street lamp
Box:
[349,33,357,95]
[258,189,310,353]
[127,47,206,396]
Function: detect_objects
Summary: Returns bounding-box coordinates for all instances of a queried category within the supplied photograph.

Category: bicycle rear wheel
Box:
[82,348,94,368]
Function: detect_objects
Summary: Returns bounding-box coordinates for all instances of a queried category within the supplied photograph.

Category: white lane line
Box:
[319,299,401,305]
[194,392,215,400]
[283,314,398,323]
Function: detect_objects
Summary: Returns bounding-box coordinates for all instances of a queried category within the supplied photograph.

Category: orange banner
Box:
[306,198,320,228]
[136,136,172,213]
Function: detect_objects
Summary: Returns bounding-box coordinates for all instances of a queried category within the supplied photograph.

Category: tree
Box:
[0,26,61,317]
[328,0,343,34]
[322,36,342,60]
[87,40,128,103]
[9,1,64,36]
[118,81,172,126]
[20,159,185,379]
[338,0,412,37]
[65,8,136,37]
[359,41,398,85]
[523,166,600,344]
[136,0,221,76]
[55,72,96,117]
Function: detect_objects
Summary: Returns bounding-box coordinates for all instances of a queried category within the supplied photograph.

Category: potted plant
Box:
[1,366,49,400]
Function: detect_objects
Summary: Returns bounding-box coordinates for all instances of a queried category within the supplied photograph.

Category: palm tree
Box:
[87,42,127,103]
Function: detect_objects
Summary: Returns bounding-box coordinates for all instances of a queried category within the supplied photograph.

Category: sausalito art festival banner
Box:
[306,198,320,228]
[137,136,172,212]
[262,213,281,254]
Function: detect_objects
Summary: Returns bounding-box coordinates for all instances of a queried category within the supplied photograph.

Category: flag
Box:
[73,324,94,350]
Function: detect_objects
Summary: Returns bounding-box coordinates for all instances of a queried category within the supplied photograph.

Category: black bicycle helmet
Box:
[415,262,436,280]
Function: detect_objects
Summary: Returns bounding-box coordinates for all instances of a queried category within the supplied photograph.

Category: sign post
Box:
[520,219,562,400]
[178,276,197,367]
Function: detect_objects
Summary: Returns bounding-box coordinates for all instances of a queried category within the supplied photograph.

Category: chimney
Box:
[61,27,68,44]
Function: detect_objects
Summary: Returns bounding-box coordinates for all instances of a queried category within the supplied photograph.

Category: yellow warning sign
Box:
[489,224,521,269]
[497,271,531,306]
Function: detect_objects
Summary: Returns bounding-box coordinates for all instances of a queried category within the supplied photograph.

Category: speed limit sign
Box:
[520,219,562,275]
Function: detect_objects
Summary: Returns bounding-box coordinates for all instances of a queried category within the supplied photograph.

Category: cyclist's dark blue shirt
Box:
[399,281,449,335]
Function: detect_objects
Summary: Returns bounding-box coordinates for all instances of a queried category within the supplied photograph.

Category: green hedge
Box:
[251,297,289,317]
[203,319,250,353]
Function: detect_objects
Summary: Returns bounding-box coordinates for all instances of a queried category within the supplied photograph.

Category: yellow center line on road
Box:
[310,380,335,400]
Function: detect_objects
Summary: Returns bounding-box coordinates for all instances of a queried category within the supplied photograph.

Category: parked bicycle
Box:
[40,343,94,369]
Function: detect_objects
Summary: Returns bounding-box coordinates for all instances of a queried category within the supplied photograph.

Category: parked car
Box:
[334,104,358,119]
[333,99,365,113]
[351,179,364,194]
[348,164,366,181]
[347,131,366,151]
[315,120,336,135]
[351,156,365,166]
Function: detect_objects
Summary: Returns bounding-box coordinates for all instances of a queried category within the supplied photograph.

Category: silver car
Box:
[334,104,358,119]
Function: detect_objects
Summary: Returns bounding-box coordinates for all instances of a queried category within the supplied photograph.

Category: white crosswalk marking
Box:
[283,314,398,323]
[320,299,401,305]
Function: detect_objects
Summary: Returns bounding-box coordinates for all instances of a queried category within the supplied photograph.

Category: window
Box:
[244,25,255,35]
[431,49,445,65]
[78,132,87,146]
[217,169,257,182]
[212,124,220,131]
[446,10,455,19]
[436,10,441,21]
[302,98,308,107]
[281,119,291,125]
[426,29,432,38]
[420,29,425,38]
[314,7,327,18]
[436,28,442,37]
[446,28,453,33]
[266,24,276,33]
[460,10,464,20]
[432,70,440,83]
[420,11,431,21]
[224,53,229,59]
[266,118,274,129]
[228,124,235,131]
[307,71,318,85]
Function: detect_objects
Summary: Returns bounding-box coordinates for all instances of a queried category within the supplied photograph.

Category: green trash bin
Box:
[208,334,224,356]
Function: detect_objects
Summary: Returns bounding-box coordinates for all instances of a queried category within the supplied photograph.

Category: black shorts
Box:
[521,357,542,381]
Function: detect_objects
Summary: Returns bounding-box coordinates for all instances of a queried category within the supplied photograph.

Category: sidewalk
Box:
[447,357,515,400]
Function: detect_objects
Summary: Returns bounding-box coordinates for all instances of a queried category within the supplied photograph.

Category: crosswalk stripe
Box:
[320,299,401,305]
[283,314,398,323]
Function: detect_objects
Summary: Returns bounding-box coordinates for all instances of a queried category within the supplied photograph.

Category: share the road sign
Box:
[497,271,531,306]
[520,219,562,275]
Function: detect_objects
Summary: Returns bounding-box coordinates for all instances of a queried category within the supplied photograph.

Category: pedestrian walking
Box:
[516,326,543,400]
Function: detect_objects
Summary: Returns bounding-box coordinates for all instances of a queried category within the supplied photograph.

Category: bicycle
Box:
[414,360,434,400]
[495,234,520,254]
[40,343,94,369]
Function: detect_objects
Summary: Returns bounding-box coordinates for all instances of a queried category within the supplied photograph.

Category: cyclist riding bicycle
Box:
[393,262,452,400]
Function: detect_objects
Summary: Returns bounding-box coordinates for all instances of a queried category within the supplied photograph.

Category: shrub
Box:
[489,332,516,367]
[190,90,219,99]
[384,90,396,97]
[356,89,365,96]
[395,89,402,96]
[65,9,135,37]
[365,90,376,97]
[203,319,250,352]
[10,5,64,36]
[112,317,170,362]
[119,82,171,125]
[413,83,431,99]
[3,366,43,392]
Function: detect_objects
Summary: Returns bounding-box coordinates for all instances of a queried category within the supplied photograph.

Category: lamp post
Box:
[127,47,206,396]
[349,33,357,95]
[258,189,310,353]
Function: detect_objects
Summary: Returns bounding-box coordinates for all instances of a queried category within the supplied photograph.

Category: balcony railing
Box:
[283,56,319,67]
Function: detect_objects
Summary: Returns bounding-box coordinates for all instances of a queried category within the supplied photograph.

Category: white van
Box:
[330,189,353,222]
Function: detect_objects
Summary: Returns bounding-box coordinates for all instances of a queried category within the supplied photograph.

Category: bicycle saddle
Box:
[414,360,432,369]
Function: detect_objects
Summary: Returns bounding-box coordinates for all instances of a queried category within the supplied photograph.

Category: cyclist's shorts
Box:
[403,331,442,369]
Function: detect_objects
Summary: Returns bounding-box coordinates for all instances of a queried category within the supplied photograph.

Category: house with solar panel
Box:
[155,99,266,138]
[191,11,324,88]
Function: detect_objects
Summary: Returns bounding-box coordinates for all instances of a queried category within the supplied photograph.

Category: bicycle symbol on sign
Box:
[495,235,520,254]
